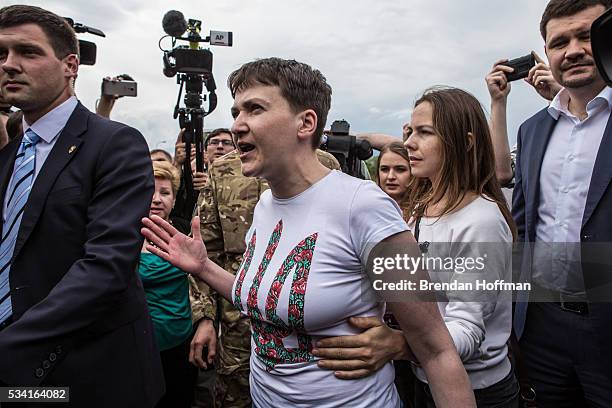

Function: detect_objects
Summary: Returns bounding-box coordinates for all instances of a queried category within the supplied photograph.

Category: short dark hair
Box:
[205,128,233,145]
[228,58,332,148]
[540,0,612,39]
[0,5,78,59]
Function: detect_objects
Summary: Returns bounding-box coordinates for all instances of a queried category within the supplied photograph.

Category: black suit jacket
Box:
[512,105,612,370]
[0,103,164,406]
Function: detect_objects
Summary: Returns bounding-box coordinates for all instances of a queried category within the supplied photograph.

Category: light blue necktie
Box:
[0,129,41,324]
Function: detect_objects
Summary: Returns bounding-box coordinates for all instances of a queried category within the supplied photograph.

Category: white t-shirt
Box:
[231,170,408,407]
[413,196,513,389]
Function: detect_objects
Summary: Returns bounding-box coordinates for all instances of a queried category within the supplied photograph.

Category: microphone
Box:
[162,10,187,38]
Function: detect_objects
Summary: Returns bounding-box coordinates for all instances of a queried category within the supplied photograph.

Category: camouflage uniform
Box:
[195,149,340,407]
[189,237,218,408]
[190,276,217,325]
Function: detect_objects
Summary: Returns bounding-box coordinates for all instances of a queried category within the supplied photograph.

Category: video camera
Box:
[63,17,105,66]
[321,120,373,179]
[159,10,232,195]
[592,7,612,86]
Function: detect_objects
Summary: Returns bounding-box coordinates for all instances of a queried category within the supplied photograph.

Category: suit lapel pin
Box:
[68,145,77,154]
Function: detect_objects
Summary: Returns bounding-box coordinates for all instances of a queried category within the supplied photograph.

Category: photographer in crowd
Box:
[485,52,561,187]
[95,74,135,119]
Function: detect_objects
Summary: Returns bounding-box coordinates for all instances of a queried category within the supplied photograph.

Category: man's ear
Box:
[63,54,79,80]
[297,109,318,144]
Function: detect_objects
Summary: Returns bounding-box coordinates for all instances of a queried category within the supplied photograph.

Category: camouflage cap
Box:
[315,149,341,171]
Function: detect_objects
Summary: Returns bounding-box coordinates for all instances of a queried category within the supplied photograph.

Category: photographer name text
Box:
[372,279,531,292]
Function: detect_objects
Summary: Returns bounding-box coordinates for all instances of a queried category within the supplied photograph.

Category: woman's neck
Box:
[424,191,478,218]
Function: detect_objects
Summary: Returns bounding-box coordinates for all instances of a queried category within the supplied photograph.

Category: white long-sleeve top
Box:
[413,196,513,389]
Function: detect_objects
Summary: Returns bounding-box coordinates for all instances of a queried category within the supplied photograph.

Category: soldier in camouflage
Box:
[193,148,339,407]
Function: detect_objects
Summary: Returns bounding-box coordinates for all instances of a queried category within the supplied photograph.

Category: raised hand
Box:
[485,59,513,102]
[191,159,208,190]
[525,51,562,101]
[141,215,208,278]
[173,129,186,166]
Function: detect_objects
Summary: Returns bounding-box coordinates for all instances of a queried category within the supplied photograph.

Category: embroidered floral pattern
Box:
[246,220,283,320]
[233,219,318,369]
[265,234,317,329]
[233,231,257,311]
[253,233,317,369]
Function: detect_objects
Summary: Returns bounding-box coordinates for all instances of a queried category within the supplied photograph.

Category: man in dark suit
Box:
[0,5,164,406]
[512,0,612,406]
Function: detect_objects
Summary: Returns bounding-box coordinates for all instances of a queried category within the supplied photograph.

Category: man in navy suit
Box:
[0,5,164,406]
[512,0,612,406]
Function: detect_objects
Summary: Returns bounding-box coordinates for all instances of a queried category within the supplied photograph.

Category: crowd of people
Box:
[1,1,611,407]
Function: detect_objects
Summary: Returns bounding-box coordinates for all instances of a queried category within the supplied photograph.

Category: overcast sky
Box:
[6,0,551,152]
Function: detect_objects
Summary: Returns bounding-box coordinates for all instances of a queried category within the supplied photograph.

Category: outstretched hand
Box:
[141,215,209,279]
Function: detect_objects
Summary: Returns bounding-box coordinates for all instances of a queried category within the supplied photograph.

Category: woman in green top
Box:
[140,160,195,408]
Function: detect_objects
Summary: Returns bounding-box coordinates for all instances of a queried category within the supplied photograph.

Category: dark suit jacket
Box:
[0,103,164,406]
[512,106,612,367]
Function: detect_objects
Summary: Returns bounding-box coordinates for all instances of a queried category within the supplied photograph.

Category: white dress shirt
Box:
[2,96,78,222]
[533,86,612,292]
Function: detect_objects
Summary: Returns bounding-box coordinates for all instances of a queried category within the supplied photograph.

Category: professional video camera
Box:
[592,7,612,86]
[159,10,232,196]
[321,120,373,179]
[63,17,105,66]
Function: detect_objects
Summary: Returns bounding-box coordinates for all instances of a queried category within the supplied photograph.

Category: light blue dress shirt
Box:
[2,96,78,223]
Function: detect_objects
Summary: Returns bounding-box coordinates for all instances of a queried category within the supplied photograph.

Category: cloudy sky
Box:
[6,0,551,152]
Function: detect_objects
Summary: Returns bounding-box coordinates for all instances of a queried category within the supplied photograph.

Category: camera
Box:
[592,7,612,86]
[101,78,137,97]
[161,10,232,78]
[63,17,105,66]
[321,120,373,179]
[159,10,232,194]
[504,54,535,82]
